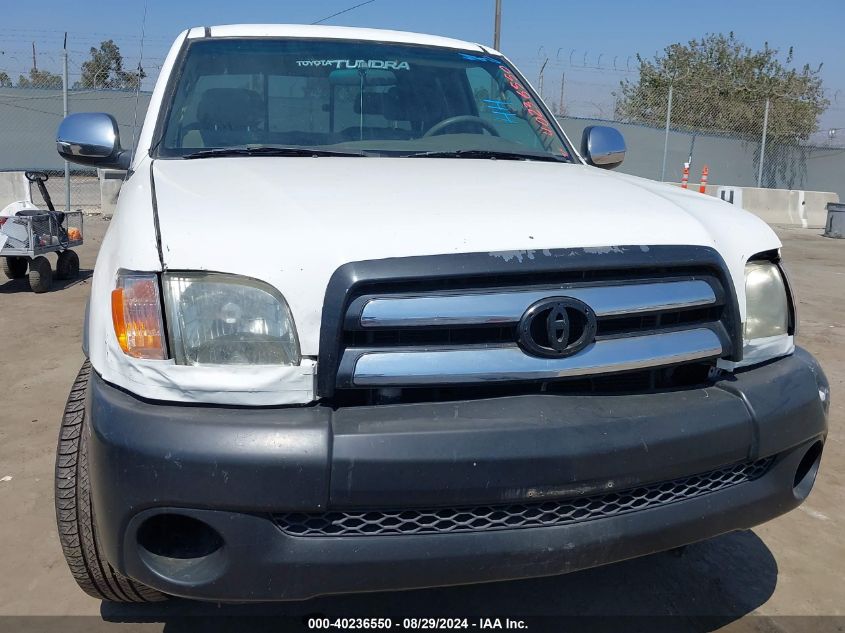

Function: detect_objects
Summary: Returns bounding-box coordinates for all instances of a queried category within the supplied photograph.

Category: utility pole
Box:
[558,71,565,115]
[538,58,548,100]
[63,32,70,212]
[660,83,674,182]
[757,97,770,188]
[493,0,502,50]
[32,42,37,71]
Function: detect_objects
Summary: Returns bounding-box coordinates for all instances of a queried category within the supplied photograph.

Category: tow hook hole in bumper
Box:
[793,441,823,500]
[136,514,226,584]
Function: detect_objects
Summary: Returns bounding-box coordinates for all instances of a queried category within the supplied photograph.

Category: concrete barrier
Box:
[98,169,125,218]
[673,183,839,229]
[0,171,32,209]
[736,187,837,228]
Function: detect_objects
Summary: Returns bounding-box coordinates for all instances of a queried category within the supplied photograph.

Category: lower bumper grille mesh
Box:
[274,458,773,537]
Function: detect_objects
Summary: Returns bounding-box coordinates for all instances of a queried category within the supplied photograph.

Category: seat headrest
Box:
[383,85,436,123]
[353,92,386,115]
[197,88,263,130]
[382,87,409,121]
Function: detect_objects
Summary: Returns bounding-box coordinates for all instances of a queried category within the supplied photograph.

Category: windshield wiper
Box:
[403,149,566,162]
[182,146,367,159]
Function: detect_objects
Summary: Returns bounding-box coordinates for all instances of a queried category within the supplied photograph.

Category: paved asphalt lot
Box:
[0,217,842,632]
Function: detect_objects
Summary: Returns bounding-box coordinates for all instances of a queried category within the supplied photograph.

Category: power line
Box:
[311,0,375,25]
[0,28,174,41]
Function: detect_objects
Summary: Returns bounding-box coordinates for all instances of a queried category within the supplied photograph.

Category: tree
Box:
[16,68,63,89]
[78,39,145,90]
[615,33,828,142]
[0,71,11,88]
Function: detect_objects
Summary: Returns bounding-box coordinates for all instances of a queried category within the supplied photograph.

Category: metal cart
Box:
[0,171,82,293]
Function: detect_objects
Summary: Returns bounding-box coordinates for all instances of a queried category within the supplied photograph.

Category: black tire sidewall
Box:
[56,250,80,280]
[54,361,167,603]
[28,256,53,293]
[2,256,28,279]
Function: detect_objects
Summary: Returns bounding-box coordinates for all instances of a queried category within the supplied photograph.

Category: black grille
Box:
[596,305,723,337]
[342,305,725,349]
[318,247,743,399]
[274,458,773,537]
[338,362,714,406]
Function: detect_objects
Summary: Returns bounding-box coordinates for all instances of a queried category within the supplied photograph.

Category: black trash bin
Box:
[824,202,845,239]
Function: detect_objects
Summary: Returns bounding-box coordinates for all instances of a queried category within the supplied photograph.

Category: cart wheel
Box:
[28,256,53,293]
[56,250,80,280]
[2,256,28,279]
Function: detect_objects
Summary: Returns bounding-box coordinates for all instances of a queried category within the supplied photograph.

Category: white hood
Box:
[151,157,781,356]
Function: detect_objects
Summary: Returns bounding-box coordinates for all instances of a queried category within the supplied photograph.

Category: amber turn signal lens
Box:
[111,274,166,360]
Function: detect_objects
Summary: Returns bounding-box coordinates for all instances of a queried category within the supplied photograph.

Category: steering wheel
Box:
[423,115,500,138]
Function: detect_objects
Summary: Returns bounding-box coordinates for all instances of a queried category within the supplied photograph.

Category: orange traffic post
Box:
[681,162,690,189]
[699,165,709,193]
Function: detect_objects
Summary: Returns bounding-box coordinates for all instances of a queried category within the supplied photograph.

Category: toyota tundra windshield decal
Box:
[295,59,411,70]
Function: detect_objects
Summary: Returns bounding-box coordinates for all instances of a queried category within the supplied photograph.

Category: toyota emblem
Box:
[517,297,597,358]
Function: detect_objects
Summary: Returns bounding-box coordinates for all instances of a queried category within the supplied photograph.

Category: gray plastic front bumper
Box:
[86,348,828,601]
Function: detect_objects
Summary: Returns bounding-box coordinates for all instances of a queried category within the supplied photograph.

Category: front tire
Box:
[54,361,167,603]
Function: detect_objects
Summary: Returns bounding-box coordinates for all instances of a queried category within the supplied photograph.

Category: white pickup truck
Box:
[53,24,828,603]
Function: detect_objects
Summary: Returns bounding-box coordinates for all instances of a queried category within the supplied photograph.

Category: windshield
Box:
[155,38,574,161]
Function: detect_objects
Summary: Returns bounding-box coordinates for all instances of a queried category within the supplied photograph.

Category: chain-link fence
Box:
[0,87,152,213]
[0,46,157,214]
[520,55,845,201]
[611,78,834,189]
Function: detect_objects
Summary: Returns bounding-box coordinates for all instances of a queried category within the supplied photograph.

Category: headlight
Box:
[162,273,300,366]
[744,261,789,341]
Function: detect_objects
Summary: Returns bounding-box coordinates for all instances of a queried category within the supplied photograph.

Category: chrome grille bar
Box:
[343,328,724,387]
[357,280,717,329]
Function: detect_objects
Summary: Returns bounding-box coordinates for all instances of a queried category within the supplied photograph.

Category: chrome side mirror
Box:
[581,125,626,169]
[56,112,131,170]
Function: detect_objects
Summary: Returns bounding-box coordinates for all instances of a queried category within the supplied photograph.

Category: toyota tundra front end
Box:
[53,24,828,603]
